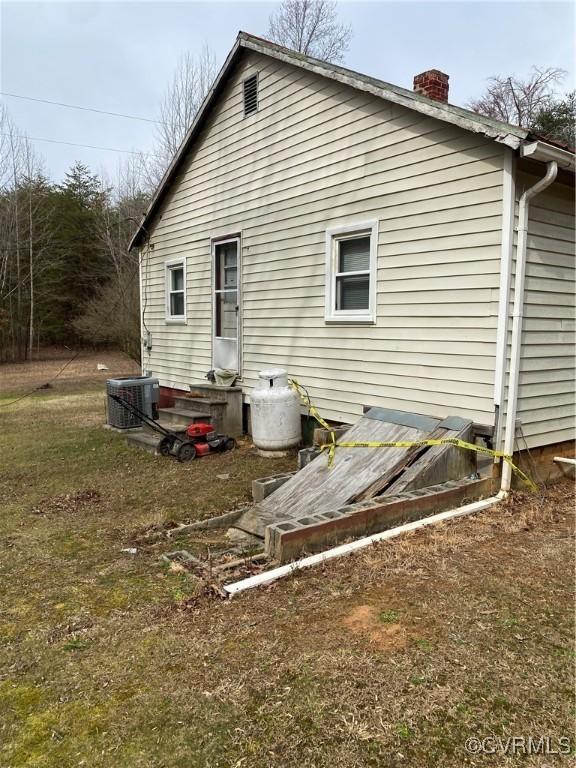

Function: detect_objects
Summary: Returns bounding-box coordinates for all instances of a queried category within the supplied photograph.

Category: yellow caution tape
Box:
[289,378,537,491]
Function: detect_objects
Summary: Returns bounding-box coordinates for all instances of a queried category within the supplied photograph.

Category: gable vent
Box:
[243,74,258,116]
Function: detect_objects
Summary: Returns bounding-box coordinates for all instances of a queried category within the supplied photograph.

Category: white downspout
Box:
[500,160,558,491]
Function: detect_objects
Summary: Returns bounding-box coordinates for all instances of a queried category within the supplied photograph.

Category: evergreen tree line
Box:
[0,108,149,363]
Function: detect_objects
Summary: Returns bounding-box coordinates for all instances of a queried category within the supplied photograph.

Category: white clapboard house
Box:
[130,32,575,468]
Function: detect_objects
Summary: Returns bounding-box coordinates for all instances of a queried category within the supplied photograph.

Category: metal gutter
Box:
[521,140,575,170]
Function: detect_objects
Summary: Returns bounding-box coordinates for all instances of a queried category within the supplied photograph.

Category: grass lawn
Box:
[1,351,574,767]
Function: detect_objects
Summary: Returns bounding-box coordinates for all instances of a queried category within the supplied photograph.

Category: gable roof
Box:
[130,31,574,249]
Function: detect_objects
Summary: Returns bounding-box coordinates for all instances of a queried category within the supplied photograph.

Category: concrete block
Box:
[296,516,317,527]
[511,439,575,488]
[266,476,496,562]
[313,424,352,446]
[277,521,298,531]
[337,504,358,515]
[251,472,296,503]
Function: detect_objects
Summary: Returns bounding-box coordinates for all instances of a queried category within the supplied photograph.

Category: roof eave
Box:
[241,34,528,149]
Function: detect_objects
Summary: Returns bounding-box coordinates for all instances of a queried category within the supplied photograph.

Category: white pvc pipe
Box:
[554,457,576,466]
[501,160,558,492]
[224,493,505,595]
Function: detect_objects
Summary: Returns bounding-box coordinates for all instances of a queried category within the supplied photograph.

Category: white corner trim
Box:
[493,149,515,449]
[324,219,378,324]
[138,247,145,373]
[165,257,187,323]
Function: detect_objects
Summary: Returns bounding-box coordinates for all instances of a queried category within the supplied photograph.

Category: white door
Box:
[213,237,240,372]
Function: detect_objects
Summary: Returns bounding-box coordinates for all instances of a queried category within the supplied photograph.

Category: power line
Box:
[0,352,84,408]
[0,90,164,125]
[0,131,158,157]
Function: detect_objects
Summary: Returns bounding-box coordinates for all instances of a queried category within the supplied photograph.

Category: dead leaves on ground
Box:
[31,488,101,516]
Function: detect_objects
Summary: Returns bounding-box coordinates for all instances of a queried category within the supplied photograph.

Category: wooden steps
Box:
[158,405,223,426]
[123,384,243,456]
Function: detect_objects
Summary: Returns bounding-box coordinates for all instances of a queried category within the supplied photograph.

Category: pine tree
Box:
[49,162,110,340]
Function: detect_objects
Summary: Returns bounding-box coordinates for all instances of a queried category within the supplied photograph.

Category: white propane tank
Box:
[250,368,302,455]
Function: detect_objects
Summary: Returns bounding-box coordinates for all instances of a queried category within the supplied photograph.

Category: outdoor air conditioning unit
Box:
[106,376,160,429]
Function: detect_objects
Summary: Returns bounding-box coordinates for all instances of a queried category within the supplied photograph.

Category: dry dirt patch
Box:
[342,604,408,651]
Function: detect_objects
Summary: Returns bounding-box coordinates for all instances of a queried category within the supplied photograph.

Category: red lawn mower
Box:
[173,422,237,462]
[109,394,236,462]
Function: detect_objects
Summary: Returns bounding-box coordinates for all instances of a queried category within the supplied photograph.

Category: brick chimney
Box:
[413,70,449,103]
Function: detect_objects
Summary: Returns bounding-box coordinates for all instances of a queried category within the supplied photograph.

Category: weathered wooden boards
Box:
[236,408,465,538]
[355,415,476,499]
[385,416,476,494]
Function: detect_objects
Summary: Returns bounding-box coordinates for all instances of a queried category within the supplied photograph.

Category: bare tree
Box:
[72,263,141,361]
[267,0,352,63]
[468,67,566,128]
[98,158,149,279]
[142,44,217,189]
[72,159,149,361]
[0,107,25,357]
[0,106,18,294]
[0,108,55,361]
[22,139,44,358]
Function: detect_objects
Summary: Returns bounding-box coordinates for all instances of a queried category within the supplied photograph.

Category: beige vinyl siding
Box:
[515,171,575,448]
[142,50,506,424]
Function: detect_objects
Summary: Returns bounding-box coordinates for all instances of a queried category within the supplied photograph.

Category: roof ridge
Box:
[129,30,572,250]
[236,30,528,139]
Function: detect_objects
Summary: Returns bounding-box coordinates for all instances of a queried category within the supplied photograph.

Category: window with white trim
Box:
[325,221,378,323]
[165,259,186,321]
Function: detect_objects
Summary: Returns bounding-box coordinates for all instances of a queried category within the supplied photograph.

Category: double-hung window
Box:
[325,221,378,323]
[165,259,186,322]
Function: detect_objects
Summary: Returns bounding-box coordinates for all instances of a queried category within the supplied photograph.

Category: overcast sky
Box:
[1,1,574,184]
